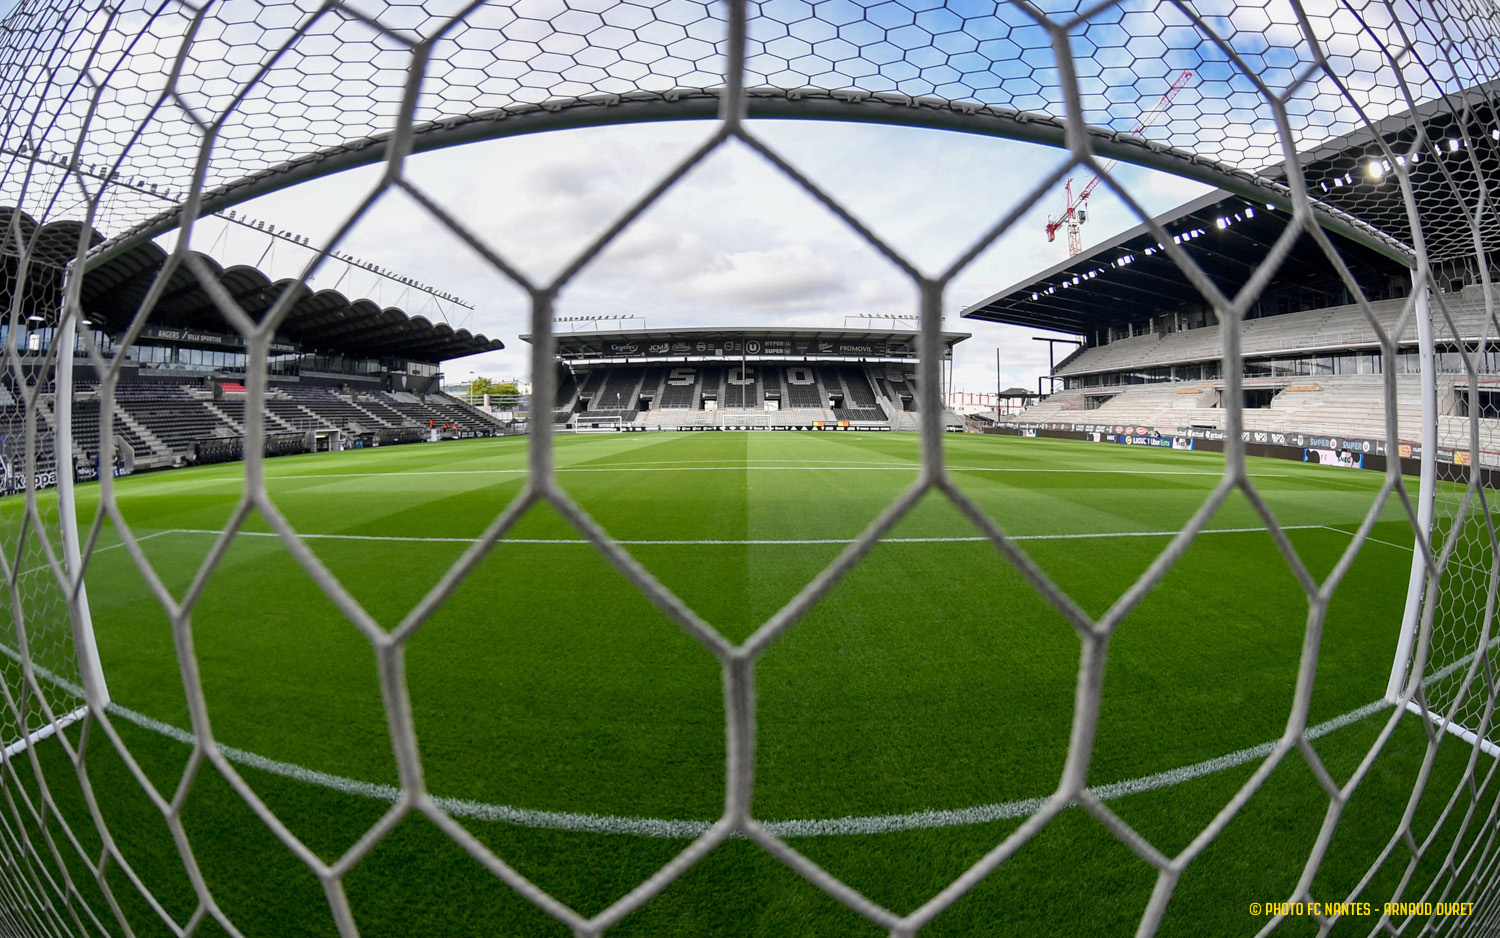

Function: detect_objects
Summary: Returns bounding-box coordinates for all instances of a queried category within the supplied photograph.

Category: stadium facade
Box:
[0,208,508,480]
[529,326,970,431]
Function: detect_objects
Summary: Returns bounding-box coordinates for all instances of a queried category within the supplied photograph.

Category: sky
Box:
[166,118,1212,396]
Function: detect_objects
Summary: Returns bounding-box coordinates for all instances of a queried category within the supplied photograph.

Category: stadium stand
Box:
[0,206,509,478]
[658,367,699,409]
[555,372,578,408]
[281,385,376,429]
[70,402,152,465]
[591,367,644,413]
[889,373,919,410]
[836,366,889,423]
[55,379,504,468]
[534,327,966,429]
[1050,297,1429,383]
[760,367,782,409]
[534,329,967,430]
[637,367,666,409]
[574,369,608,405]
[349,393,410,428]
[264,395,330,431]
[783,366,824,408]
[723,366,759,408]
[959,184,1500,464]
[697,366,725,408]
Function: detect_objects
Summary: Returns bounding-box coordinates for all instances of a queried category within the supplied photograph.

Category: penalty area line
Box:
[159,524,1333,548]
[237,466,1307,483]
[102,694,1401,838]
[0,639,1411,839]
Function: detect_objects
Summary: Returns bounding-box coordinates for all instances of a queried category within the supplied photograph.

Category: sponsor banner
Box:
[73,460,130,481]
[1245,430,1293,447]
[1300,434,1344,450]
[1176,426,1224,441]
[1305,448,1363,469]
[668,424,892,432]
[1,465,59,494]
[142,325,295,353]
[995,420,1449,465]
[1283,433,1384,455]
[1171,438,1194,451]
[1435,446,1480,465]
[1117,434,1172,447]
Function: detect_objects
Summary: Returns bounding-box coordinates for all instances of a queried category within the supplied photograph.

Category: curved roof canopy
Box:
[1265,81,1500,265]
[961,190,1406,335]
[1,208,502,362]
[964,86,1500,335]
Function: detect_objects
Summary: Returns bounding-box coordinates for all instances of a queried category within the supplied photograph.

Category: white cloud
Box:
[669,243,844,308]
[198,118,1211,395]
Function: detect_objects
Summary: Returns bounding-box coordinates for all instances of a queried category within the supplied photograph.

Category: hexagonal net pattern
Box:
[0,235,84,703]
[0,0,1496,936]
[1423,273,1500,762]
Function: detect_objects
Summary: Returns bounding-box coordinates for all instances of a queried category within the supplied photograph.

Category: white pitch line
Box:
[237,466,1309,483]
[95,693,1403,838]
[115,466,1324,489]
[1317,525,1497,579]
[0,644,1470,838]
[15,529,173,580]
[1316,525,1422,555]
[767,699,1397,838]
[157,525,1333,548]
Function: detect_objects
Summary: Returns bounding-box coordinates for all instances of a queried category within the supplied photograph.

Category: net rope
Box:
[0,0,1495,935]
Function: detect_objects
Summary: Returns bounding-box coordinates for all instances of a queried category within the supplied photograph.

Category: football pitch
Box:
[8,431,1495,936]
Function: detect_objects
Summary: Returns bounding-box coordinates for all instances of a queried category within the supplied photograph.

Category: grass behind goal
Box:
[12,432,1491,936]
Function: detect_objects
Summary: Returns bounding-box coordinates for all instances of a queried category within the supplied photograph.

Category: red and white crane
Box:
[1045,69,1194,257]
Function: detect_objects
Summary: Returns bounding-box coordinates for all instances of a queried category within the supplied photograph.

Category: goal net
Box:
[0,0,1497,935]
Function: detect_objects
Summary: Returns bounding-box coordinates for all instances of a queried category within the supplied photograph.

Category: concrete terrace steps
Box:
[1018,375,1436,441]
[1054,296,1476,379]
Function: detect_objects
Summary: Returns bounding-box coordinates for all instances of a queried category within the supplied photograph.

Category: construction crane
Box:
[1045,69,1194,257]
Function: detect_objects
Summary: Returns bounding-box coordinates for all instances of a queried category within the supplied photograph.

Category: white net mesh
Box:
[0,243,83,717]
[0,0,1497,935]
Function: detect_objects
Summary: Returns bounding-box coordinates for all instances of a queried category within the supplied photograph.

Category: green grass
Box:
[1,431,1494,936]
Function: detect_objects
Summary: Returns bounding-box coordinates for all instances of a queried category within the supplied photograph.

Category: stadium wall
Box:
[986,423,1448,480]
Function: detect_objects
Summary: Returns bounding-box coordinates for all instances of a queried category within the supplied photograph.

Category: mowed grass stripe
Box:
[38,432,1492,937]
[76,435,1415,821]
